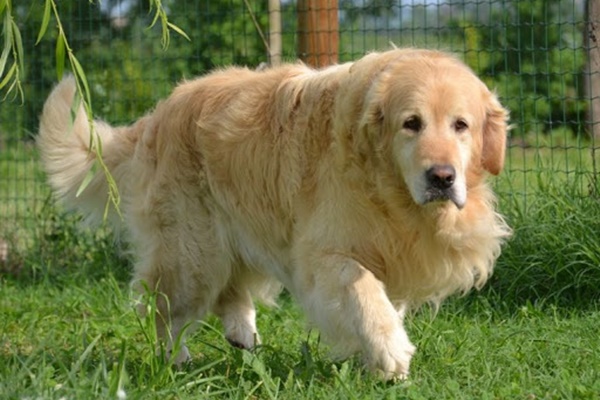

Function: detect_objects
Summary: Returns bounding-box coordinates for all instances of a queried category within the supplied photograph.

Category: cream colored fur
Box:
[38,49,511,378]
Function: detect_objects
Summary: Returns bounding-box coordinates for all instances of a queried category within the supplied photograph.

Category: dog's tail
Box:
[37,76,138,228]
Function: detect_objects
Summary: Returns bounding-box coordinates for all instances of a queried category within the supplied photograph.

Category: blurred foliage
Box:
[1,0,274,136]
[454,0,587,137]
[0,0,590,142]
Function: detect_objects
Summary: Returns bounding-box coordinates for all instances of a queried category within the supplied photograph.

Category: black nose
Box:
[426,165,456,190]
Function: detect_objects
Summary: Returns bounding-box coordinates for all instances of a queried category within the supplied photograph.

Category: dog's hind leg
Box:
[132,224,233,365]
[132,265,195,365]
[213,267,283,350]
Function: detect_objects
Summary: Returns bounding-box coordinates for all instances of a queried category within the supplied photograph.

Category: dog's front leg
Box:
[293,253,415,379]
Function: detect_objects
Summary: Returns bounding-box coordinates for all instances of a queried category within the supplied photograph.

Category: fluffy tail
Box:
[37,76,136,228]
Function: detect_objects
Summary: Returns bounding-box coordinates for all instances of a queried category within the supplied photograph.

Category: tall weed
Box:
[490,171,600,307]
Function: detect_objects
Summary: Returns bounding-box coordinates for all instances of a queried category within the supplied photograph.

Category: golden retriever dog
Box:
[38,48,511,379]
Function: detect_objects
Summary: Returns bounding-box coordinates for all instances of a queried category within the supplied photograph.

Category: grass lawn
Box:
[1,275,599,399]
[1,139,600,398]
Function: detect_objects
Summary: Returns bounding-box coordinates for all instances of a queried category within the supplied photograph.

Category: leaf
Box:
[0,12,13,77]
[108,341,128,398]
[0,0,7,17]
[5,73,17,93]
[0,62,15,90]
[167,22,190,41]
[68,88,82,130]
[76,162,97,198]
[1,74,22,102]
[11,19,23,73]
[70,55,92,112]
[55,34,65,80]
[148,3,161,28]
[36,0,52,45]
[70,334,101,376]
[145,0,189,49]
[0,6,24,101]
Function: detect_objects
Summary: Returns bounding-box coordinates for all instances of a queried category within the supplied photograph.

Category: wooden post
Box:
[268,0,282,66]
[297,0,339,68]
[585,0,600,138]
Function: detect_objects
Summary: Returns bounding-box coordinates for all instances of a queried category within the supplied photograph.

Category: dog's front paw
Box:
[366,331,416,380]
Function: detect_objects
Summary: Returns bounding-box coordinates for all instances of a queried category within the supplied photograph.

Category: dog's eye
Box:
[403,116,422,132]
[454,119,469,132]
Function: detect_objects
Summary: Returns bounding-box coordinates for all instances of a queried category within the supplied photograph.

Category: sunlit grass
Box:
[1,272,599,399]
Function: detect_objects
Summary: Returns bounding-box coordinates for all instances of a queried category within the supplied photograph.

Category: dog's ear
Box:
[482,94,509,175]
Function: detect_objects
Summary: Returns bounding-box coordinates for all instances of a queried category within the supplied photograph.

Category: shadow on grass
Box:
[0,198,131,288]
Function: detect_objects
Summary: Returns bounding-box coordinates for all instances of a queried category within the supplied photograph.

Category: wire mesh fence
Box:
[0,0,598,267]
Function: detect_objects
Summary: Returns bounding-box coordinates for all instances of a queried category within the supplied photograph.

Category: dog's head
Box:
[351,50,508,210]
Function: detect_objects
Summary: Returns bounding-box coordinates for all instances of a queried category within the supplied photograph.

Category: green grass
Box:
[490,178,600,306]
[2,140,600,398]
[1,273,599,399]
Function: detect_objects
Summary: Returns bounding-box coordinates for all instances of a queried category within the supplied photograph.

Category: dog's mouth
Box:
[423,188,465,209]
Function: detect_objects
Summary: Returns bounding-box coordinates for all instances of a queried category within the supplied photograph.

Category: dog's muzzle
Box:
[423,165,464,209]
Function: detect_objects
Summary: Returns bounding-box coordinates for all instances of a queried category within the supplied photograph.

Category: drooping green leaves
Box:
[148,0,190,49]
[0,0,24,101]
[35,0,52,45]
[1,0,188,220]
